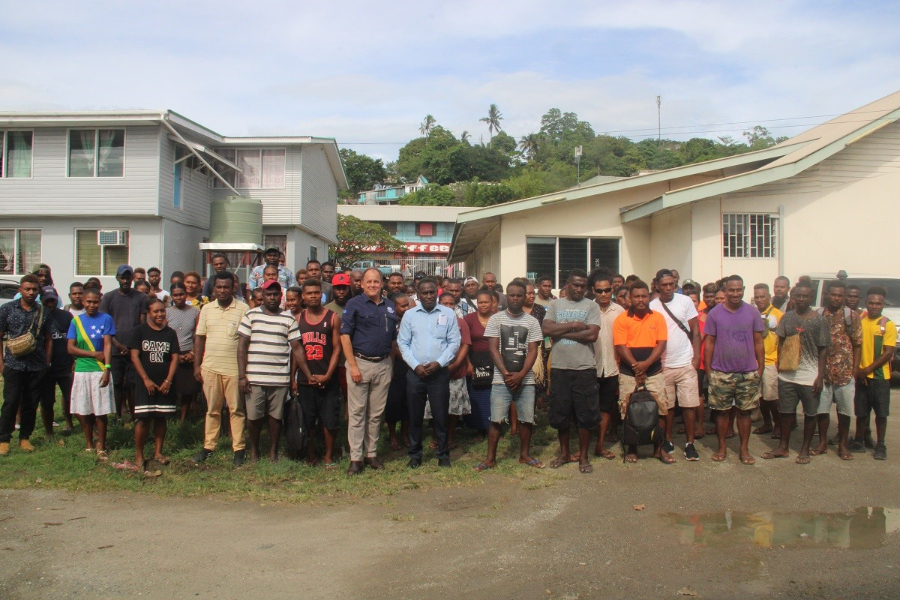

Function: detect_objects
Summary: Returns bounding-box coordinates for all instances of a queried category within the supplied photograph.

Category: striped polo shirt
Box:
[195,299,249,376]
[238,307,301,386]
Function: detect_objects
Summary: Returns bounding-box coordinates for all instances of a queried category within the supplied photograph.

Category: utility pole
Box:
[657,95,661,144]
[575,145,582,185]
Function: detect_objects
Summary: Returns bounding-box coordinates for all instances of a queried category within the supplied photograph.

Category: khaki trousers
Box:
[202,369,246,452]
[346,357,393,461]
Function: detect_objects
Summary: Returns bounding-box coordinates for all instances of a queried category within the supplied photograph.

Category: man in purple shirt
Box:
[704,275,765,465]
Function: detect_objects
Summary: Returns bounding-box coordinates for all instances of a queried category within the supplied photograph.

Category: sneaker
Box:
[848,438,866,454]
[233,450,246,467]
[864,434,876,449]
[19,440,35,452]
[662,440,675,454]
[192,448,213,464]
[684,443,700,461]
[873,443,887,461]
[0,443,9,456]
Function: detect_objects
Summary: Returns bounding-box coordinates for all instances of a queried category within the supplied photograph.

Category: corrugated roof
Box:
[338,204,476,223]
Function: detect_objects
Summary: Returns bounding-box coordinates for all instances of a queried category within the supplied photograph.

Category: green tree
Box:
[399,184,461,206]
[518,133,541,162]
[339,148,386,195]
[419,114,437,141]
[460,130,471,144]
[479,103,503,146]
[330,215,405,268]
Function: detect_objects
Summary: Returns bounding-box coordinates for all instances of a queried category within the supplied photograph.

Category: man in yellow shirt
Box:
[753,283,783,438]
[850,286,896,460]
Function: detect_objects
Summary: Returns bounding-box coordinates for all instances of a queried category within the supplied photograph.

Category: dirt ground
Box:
[3,408,900,599]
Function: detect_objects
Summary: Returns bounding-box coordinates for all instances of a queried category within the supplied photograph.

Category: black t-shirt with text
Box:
[128,323,180,385]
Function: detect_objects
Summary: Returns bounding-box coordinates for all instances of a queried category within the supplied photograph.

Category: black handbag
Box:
[470,351,494,388]
[283,395,307,459]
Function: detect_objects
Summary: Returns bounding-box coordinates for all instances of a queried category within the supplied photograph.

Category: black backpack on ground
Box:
[620,384,663,461]
[283,395,307,460]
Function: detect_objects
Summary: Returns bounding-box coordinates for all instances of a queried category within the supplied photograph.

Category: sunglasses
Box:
[594,287,613,294]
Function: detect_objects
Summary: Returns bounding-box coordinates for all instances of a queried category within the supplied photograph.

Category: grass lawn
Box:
[0,389,572,504]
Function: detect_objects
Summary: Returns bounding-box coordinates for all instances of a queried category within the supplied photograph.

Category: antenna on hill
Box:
[657,95,661,144]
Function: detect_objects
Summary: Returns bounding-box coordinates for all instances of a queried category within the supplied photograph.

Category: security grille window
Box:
[76,229,129,276]
[1,131,34,178]
[722,213,778,258]
[526,236,620,288]
[0,229,41,275]
[68,130,125,177]
[213,149,285,189]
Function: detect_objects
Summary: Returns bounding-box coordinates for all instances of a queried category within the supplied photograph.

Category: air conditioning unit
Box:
[97,230,128,246]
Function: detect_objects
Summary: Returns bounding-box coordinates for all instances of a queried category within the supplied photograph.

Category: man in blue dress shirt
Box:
[340,268,398,475]
[397,277,461,468]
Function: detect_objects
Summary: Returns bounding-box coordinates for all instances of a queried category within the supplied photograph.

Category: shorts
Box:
[549,368,600,430]
[597,375,618,414]
[618,372,667,418]
[490,384,535,424]
[246,385,289,421]
[664,364,699,409]
[777,380,818,417]
[855,379,891,419]
[42,372,73,413]
[708,370,760,412]
[110,353,135,387]
[817,381,855,417]
[761,364,778,401]
[297,380,341,430]
[70,371,115,416]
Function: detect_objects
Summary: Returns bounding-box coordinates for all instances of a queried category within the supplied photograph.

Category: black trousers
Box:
[406,367,450,460]
[0,367,46,442]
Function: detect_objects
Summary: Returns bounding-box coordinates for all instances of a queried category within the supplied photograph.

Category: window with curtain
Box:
[69,129,124,177]
[215,148,285,189]
[0,229,41,275]
[2,131,34,178]
[76,229,129,276]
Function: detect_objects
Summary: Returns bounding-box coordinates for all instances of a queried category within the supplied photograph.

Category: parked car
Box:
[807,272,900,375]
[0,278,19,306]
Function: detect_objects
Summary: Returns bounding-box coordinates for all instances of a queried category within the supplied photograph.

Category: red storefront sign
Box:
[361,242,451,254]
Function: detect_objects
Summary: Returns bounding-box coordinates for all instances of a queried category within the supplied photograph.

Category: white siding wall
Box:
[157,132,214,229]
[300,144,339,242]
[0,126,161,215]
[649,205,693,279]
[465,223,501,279]
[211,146,302,225]
[161,219,206,278]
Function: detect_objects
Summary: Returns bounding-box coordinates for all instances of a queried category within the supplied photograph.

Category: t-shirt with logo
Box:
[649,294,698,368]
[128,323,181,385]
[48,308,74,377]
[759,305,783,366]
[238,307,301,386]
[859,313,897,380]
[545,297,603,371]
[484,310,543,385]
[296,309,337,383]
[703,302,765,374]
[67,312,116,373]
[613,309,668,377]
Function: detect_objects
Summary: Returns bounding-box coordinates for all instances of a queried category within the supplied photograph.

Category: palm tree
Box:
[479,104,503,146]
[460,130,470,143]
[419,114,436,140]
[518,133,540,161]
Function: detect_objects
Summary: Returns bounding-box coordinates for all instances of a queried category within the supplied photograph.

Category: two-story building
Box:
[337,204,470,277]
[356,175,428,205]
[0,110,347,290]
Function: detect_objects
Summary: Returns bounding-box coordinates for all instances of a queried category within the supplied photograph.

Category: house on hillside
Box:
[449,89,900,289]
[357,175,428,205]
[0,110,347,289]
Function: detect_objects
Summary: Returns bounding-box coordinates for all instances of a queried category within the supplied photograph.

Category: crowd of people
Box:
[0,248,894,477]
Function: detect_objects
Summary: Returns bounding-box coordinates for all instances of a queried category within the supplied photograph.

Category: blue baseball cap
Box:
[116,265,134,277]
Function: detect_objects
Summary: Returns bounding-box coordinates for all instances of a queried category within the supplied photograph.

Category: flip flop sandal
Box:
[96,450,109,462]
[154,457,171,465]
[761,451,788,460]
[519,458,544,469]
[838,452,854,461]
[548,457,571,469]
[625,455,638,463]
[579,463,593,474]
[113,460,141,473]
[474,461,494,472]
[323,462,338,470]
[740,455,756,465]
[795,456,811,465]
[809,449,828,456]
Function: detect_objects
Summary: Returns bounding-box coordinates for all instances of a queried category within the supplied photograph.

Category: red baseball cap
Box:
[261,280,282,291]
[332,273,351,286]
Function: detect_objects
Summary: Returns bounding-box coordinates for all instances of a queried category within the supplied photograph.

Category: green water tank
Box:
[209,196,263,244]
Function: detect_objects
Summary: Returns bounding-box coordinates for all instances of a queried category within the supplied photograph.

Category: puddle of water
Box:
[662,507,900,549]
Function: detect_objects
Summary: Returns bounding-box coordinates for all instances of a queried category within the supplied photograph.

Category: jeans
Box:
[0,366,47,442]
[406,367,450,460]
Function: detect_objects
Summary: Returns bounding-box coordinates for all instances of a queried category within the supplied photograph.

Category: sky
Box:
[2,0,899,161]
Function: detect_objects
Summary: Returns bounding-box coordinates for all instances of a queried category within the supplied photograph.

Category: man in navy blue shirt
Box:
[340,268,397,475]
[398,278,461,468]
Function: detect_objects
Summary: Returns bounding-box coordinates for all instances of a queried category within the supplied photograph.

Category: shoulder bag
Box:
[6,304,44,358]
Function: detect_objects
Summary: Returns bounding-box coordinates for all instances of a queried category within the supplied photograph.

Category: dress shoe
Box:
[438,457,451,468]
[19,439,35,452]
[407,458,422,469]
[232,450,246,467]
[347,460,365,475]
[364,457,384,470]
